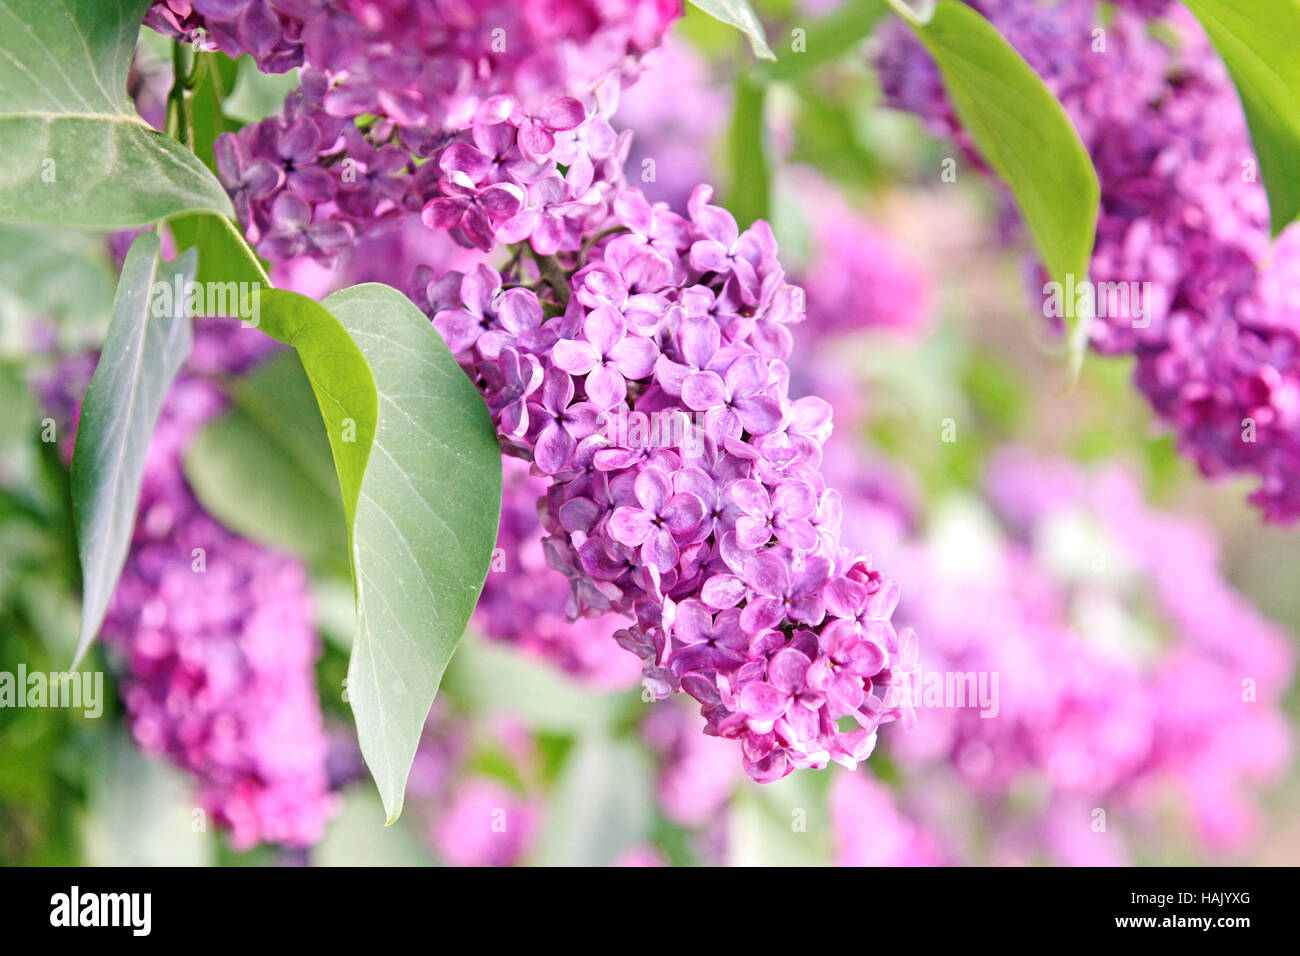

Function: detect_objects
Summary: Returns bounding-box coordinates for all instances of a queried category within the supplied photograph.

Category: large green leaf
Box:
[0,0,232,228]
[1183,0,1300,236]
[891,0,1099,373]
[184,351,348,573]
[687,0,776,60]
[255,284,502,823]
[70,231,194,667]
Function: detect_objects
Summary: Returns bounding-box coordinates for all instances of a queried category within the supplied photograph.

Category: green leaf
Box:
[186,53,243,179]
[70,231,194,667]
[184,351,348,573]
[725,74,772,229]
[168,211,270,288]
[254,284,502,823]
[0,0,232,228]
[1182,0,1300,236]
[892,0,1099,374]
[763,0,888,81]
[687,0,777,60]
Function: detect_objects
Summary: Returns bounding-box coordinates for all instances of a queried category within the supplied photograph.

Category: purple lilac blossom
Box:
[151,0,913,784]
[149,0,681,268]
[874,0,1300,522]
[423,181,916,784]
[42,322,335,851]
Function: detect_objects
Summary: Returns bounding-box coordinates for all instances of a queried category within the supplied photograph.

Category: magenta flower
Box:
[737,550,831,632]
[737,647,819,733]
[213,133,281,235]
[527,368,604,474]
[681,354,783,441]
[259,193,353,263]
[667,602,748,676]
[422,179,526,252]
[552,305,659,408]
[608,467,705,572]
[731,477,818,551]
[484,347,542,438]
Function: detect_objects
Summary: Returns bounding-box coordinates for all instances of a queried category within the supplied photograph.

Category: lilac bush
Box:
[142,0,916,785]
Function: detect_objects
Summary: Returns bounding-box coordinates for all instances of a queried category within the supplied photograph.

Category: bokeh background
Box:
[1,1,1297,865]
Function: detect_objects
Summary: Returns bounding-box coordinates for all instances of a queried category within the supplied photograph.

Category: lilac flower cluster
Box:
[153,0,680,266]
[424,183,914,783]
[42,322,335,850]
[874,0,1300,521]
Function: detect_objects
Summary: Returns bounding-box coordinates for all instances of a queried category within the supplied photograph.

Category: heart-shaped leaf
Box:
[0,0,232,228]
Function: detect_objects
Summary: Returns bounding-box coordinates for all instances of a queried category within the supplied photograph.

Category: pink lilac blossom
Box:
[862,448,1293,862]
[874,0,1300,522]
[401,709,543,867]
[423,181,915,784]
[43,321,335,851]
[830,770,946,866]
[792,171,934,340]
